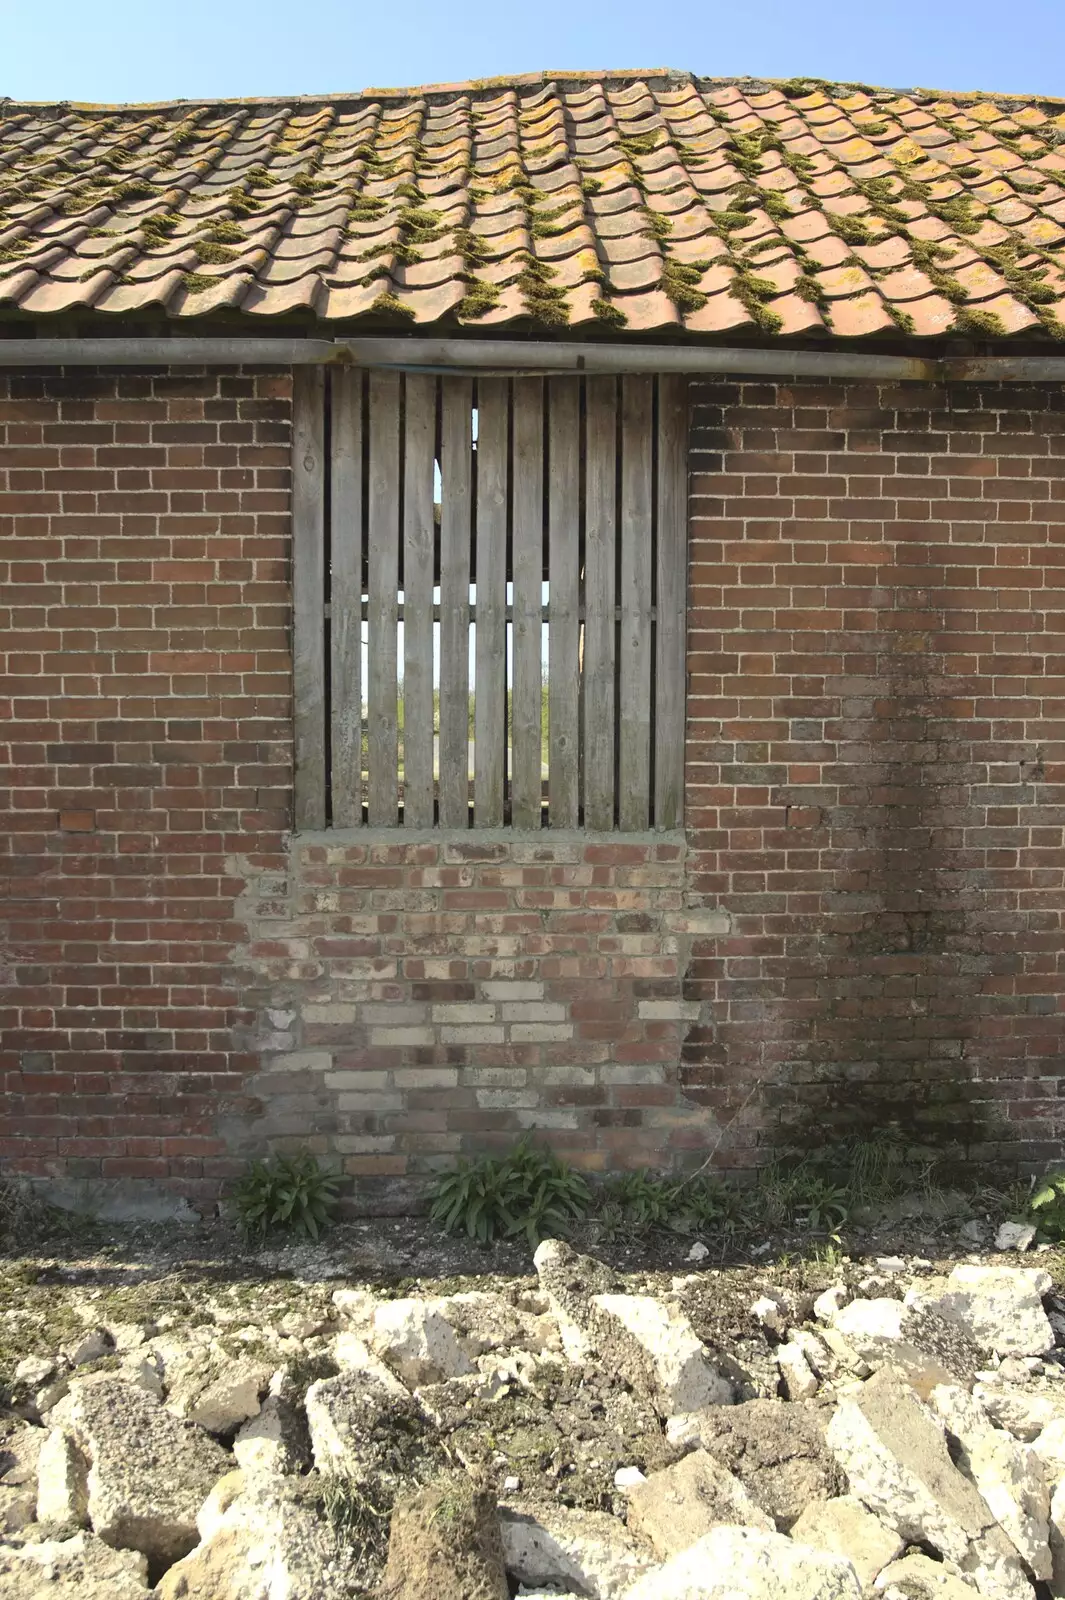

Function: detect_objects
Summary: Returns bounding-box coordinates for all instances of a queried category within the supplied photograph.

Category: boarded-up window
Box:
[292,368,687,831]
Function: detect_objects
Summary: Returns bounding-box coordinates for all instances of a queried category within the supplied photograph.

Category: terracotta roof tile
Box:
[1,72,1063,340]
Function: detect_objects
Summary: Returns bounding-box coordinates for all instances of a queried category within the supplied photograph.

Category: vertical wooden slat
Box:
[655,376,688,830]
[474,377,508,826]
[367,370,401,825]
[547,378,580,828]
[292,366,326,830]
[582,376,616,831]
[402,374,436,827]
[438,377,473,828]
[619,376,653,831]
[511,377,544,829]
[329,368,363,827]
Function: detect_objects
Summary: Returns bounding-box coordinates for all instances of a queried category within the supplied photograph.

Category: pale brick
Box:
[509,1023,574,1042]
[337,1091,404,1112]
[368,1026,436,1046]
[262,1050,333,1073]
[509,839,583,862]
[637,999,701,1020]
[480,981,545,1001]
[393,1068,460,1089]
[430,1003,498,1023]
[463,1067,528,1087]
[333,1135,397,1154]
[606,1064,666,1084]
[358,1003,428,1025]
[541,1065,598,1086]
[515,1108,578,1130]
[501,1002,567,1022]
[440,1025,506,1044]
[475,1089,540,1109]
[324,1071,391,1090]
[301,1002,358,1024]
[667,908,731,935]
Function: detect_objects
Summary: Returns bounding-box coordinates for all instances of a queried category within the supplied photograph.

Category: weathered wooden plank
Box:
[619,376,653,831]
[547,377,580,828]
[329,368,364,828]
[438,377,473,828]
[474,377,508,827]
[366,370,401,825]
[655,376,688,830]
[292,366,327,831]
[402,374,436,827]
[582,375,617,831]
[511,377,544,829]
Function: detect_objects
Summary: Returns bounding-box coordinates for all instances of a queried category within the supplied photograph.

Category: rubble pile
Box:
[4,1242,1065,1598]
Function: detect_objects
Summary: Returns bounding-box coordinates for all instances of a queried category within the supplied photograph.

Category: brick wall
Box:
[0,368,292,1210]
[3,367,1063,1213]
[228,832,722,1208]
[684,379,1065,1173]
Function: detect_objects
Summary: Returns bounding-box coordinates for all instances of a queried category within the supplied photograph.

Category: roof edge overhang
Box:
[1,334,1064,382]
[3,71,1063,115]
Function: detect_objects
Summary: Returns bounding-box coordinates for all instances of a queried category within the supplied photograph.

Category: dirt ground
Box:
[1,1188,1056,1403]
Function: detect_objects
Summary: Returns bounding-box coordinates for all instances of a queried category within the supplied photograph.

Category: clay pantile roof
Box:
[2,70,1065,341]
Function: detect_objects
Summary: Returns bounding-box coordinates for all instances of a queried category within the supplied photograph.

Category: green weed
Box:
[428,1137,590,1245]
[232,1150,339,1243]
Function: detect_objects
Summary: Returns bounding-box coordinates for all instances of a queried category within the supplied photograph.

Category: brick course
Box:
[2,368,1063,1210]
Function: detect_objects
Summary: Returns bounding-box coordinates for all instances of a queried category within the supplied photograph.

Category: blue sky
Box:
[1,0,1062,104]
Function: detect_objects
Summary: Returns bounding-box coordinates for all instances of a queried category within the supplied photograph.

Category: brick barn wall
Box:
[683,379,1065,1173]
[2,367,1063,1213]
[0,368,292,1210]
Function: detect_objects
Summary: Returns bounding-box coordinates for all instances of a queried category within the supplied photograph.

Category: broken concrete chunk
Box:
[677,1398,841,1530]
[591,1293,733,1416]
[1031,1416,1065,1488]
[35,1427,89,1526]
[749,1295,786,1334]
[975,1382,1065,1442]
[0,1422,44,1487]
[929,1382,1050,1580]
[790,1495,903,1589]
[50,1374,229,1569]
[905,1265,1055,1357]
[622,1525,863,1600]
[197,1467,247,1543]
[304,1366,415,1476]
[66,1328,114,1368]
[814,1285,851,1322]
[436,1290,529,1356]
[830,1298,907,1345]
[626,1447,774,1558]
[233,1393,308,1478]
[874,1552,986,1598]
[825,1368,1031,1600]
[777,1338,819,1400]
[996,1222,1037,1253]
[0,1484,36,1533]
[0,1531,149,1599]
[158,1478,361,1600]
[180,1359,274,1435]
[371,1297,476,1386]
[500,1502,656,1599]
[533,1237,618,1363]
[331,1286,377,1331]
